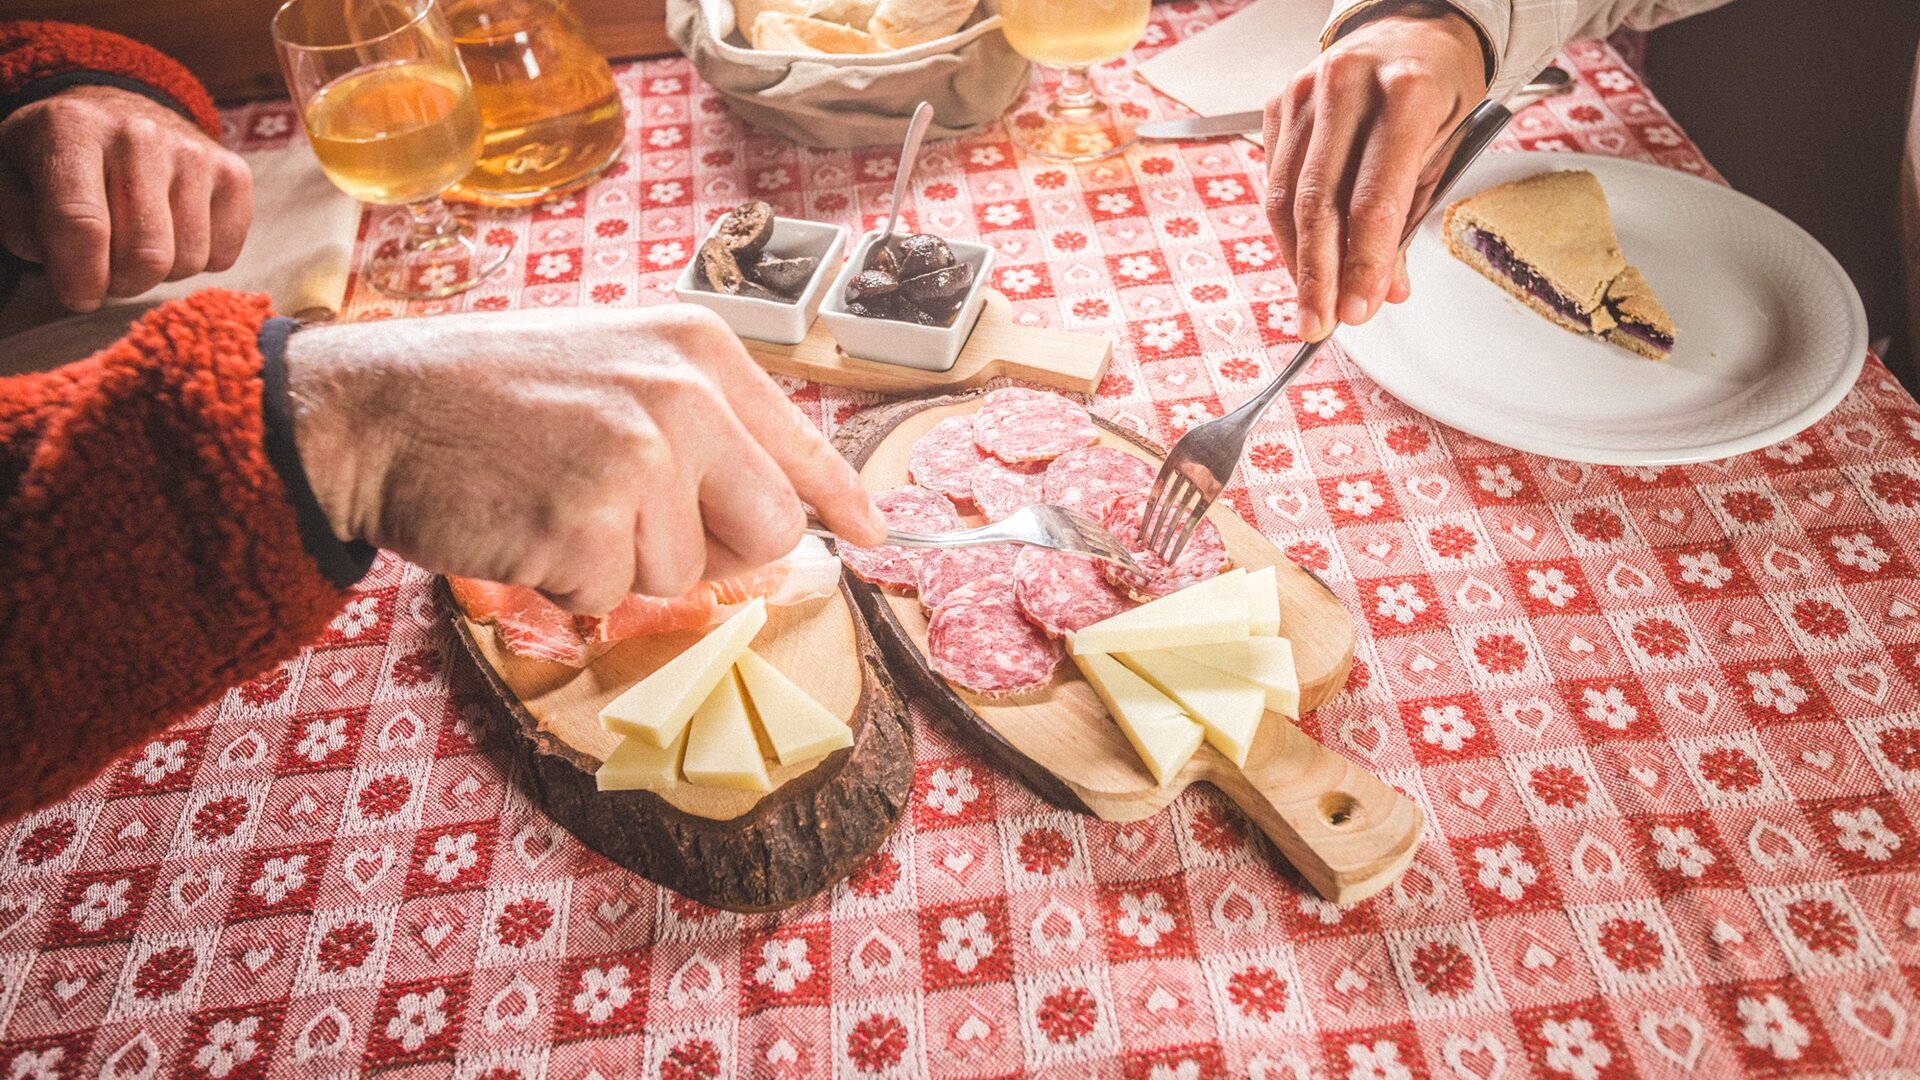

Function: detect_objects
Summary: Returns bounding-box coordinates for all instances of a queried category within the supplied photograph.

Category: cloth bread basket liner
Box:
[668,0,1031,147]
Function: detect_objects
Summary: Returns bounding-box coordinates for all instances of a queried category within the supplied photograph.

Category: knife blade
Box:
[1134,66,1575,142]
[1135,110,1263,141]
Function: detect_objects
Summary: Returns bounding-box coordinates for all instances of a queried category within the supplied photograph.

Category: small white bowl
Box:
[817,231,995,372]
[674,216,847,345]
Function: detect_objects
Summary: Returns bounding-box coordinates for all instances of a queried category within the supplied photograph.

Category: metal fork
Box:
[1139,96,1522,564]
[807,504,1145,578]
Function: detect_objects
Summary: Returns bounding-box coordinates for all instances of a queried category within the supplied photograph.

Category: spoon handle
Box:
[880,101,936,240]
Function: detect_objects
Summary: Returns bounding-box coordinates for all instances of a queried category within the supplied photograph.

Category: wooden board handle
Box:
[1204,720,1424,905]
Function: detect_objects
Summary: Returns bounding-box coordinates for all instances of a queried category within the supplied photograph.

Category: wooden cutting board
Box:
[744,291,1112,396]
[833,392,1423,904]
[444,580,912,912]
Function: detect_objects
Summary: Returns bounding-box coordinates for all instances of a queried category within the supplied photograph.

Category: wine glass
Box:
[273,0,513,298]
[1000,0,1152,162]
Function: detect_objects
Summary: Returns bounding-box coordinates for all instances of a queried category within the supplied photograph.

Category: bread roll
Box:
[733,0,808,35]
[751,11,883,52]
[804,0,881,28]
[868,0,975,48]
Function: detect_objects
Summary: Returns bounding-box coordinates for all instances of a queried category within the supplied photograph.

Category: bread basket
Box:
[667,0,1030,148]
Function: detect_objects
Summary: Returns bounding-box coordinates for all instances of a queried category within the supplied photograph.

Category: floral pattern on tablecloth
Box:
[7,3,1914,1077]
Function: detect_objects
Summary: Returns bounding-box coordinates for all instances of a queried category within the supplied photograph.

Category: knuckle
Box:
[122,246,173,278]
[1293,185,1337,223]
[44,200,109,238]
[1347,190,1401,227]
[1378,63,1432,94]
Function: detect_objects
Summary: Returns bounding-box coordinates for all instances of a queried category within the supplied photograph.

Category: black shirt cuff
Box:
[0,70,201,128]
[258,316,378,589]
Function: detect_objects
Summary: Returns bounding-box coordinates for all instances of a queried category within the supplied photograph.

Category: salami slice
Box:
[970,457,1047,522]
[1099,490,1232,600]
[971,387,1098,463]
[1041,446,1156,518]
[907,415,989,506]
[1012,548,1137,637]
[839,487,963,591]
[927,573,1063,697]
[917,544,1018,609]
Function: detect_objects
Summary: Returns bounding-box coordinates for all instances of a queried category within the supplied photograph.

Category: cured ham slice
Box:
[449,536,842,666]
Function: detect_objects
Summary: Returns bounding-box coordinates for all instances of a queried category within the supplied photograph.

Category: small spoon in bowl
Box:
[868,101,935,268]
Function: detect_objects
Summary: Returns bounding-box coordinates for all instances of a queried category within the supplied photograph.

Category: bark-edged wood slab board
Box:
[443,578,912,912]
[834,392,1422,904]
[743,290,1111,395]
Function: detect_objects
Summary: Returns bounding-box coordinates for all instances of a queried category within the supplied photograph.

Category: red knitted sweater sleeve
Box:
[0,291,351,824]
[0,20,221,138]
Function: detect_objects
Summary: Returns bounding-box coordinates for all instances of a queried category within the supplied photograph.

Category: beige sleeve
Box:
[1321,0,1736,99]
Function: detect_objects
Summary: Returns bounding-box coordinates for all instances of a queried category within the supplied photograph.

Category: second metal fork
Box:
[1139,96,1522,565]
[809,504,1145,579]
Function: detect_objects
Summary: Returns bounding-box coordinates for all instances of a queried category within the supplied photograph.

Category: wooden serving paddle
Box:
[834,393,1423,904]
[744,290,1112,396]
[443,580,912,912]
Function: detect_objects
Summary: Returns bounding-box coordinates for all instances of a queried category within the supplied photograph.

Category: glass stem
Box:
[405,196,465,249]
[1056,66,1097,111]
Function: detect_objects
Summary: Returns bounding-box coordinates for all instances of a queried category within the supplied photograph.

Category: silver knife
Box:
[1135,66,1573,141]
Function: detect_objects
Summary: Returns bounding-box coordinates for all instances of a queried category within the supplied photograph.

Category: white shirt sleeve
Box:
[1322,0,1737,99]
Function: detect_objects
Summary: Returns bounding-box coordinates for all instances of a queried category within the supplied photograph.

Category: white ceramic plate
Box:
[1339,151,1869,465]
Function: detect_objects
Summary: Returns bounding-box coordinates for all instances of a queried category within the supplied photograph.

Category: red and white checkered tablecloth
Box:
[8,4,1919,1077]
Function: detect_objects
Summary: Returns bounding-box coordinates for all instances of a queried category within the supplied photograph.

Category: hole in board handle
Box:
[1320,792,1359,828]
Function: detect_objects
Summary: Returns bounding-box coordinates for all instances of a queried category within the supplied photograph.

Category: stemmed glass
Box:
[1000,0,1152,162]
[273,0,512,298]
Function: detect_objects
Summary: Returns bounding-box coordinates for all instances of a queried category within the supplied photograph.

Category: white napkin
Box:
[1135,0,1333,143]
[0,142,359,373]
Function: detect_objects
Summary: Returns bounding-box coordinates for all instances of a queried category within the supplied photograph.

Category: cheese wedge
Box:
[735,649,854,765]
[1072,653,1204,786]
[680,671,773,792]
[1170,636,1300,718]
[1245,565,1281,637]
[1117,648,1265,766]
[595,730,687,791]
[600,599,767,747]
[1068,569,1250,656]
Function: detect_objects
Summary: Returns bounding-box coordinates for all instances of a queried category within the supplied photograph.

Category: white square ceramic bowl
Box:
[673,216,848,345]
[816,231,995,372]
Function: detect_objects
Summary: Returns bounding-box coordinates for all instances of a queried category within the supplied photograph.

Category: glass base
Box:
[1011,95,1135,163]
[367,214,514,299]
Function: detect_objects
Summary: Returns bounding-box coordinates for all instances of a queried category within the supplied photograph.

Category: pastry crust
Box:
[750,11,883,52]
[1443,170,1623,313]
[1601,266,1675,359]
[868,0,975,48]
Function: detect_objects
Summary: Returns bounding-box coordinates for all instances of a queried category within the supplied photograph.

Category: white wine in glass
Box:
[1000,0,1151,161]
[275,0,512,299]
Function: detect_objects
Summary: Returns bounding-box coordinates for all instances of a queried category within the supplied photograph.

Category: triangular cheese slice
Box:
[1245,565,1281,637]
[600,599,767,746]
[1116,648,1264,766]
[1170,636,1299,718]
[595,730,687,792]
[1068,569,1249,656]
[680,670,772,792]
[1072,653,1204,787]
[735,650,854,765]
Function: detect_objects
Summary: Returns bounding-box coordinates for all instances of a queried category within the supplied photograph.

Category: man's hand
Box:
[284,306,890,614]
[1263,6,1487,341]
[0,85,252,313]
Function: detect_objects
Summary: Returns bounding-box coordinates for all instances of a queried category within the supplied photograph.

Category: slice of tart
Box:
[1443,169,1673,359]
[1599,265,1676,360]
